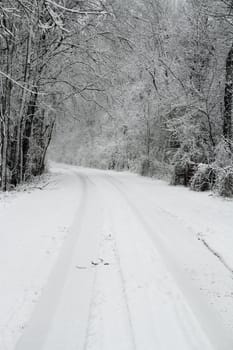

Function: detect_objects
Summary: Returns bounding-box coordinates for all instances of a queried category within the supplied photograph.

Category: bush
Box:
[190,164,217,192]
[171,160,197,186]
[214,166,233,197]
[140,158,172,179]
[214,140,233,167]
[140,159,153,176]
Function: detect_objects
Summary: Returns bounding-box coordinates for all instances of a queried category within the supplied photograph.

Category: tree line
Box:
[0,0,109,190]
[2,0,233,196]
[51,0,233,196]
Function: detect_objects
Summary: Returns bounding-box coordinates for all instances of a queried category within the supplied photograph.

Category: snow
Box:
[140,178,233,273]
[1,163,233,349]
[0,166,82,349]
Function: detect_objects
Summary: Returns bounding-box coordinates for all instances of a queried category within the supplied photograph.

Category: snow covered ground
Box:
[0,163,233,349]
[0,165,82,349]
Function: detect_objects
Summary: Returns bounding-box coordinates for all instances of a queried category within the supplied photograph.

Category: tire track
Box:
[102,173,233,350]
[113,176,233,278]
[83,204,137,350]
[108,216,137,350]
[15,172,89,350]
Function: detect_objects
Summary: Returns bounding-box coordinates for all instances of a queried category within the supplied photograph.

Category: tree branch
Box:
[0,70,45,95]
[45,0,108,15]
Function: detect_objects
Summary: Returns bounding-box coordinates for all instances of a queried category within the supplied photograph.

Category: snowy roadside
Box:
[118,174,233,275]
[0,164,81,350]
[152,181,233,273]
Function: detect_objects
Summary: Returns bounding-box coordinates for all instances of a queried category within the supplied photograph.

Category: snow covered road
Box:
[2,164,233,349]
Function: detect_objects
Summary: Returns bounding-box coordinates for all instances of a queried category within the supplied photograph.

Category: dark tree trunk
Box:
[22,90,38,181]
[1,78,12,191]
[223,43,233,141]
[40,119,55,174]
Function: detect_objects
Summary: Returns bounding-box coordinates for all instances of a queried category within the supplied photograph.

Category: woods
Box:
[0,0,108,190]
[1,0,233,196]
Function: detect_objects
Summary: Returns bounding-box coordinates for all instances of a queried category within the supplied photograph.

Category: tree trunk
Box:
[1,117,8,191]
[15,28,33,184]
[223,43,233,141]
[21,90,38,181]
[1,76,12,190]
[40,119,55,174]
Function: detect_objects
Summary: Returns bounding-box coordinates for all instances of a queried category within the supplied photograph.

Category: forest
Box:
[1,0,233,196]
